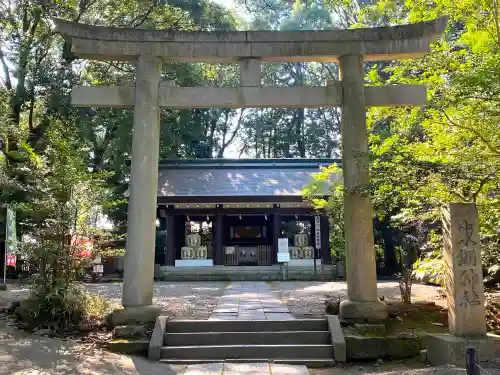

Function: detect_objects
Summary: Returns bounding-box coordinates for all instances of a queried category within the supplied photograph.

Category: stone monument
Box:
[54,17,447,323]
[426,203,500,366]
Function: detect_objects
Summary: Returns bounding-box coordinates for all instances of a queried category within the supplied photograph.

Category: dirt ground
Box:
[0,318,489,375]
[1,281,496,375]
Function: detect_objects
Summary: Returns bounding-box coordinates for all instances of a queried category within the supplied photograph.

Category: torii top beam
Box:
[54,17,448,63]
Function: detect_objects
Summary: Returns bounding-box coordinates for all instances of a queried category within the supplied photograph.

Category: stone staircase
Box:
[158,319,335,367]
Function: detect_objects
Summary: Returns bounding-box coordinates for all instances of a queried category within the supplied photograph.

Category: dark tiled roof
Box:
[157,159,339,197]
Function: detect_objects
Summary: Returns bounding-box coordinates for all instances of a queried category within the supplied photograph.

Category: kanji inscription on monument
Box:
[442,203,486,337]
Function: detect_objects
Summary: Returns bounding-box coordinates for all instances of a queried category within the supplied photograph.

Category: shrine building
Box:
[154,158,339,280]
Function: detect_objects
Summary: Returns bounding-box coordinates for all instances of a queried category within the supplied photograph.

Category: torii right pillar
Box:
[338,54,388,321]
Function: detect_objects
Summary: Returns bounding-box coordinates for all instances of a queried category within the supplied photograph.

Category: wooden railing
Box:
[257,245,272,266]
[223,245,273,266]
[224,246,238,266]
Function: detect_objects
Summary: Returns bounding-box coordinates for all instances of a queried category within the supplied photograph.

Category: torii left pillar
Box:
[112,54,162,325]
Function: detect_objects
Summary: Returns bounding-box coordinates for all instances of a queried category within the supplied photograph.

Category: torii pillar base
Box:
[339,300,388,322]
[110,305,162,327]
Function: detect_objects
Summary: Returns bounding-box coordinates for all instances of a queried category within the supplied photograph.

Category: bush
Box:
[485,294,500,335]
[18,284,112,330]
[412,251,444,286]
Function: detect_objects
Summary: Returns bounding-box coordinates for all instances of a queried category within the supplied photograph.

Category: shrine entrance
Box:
[55,16,447,323]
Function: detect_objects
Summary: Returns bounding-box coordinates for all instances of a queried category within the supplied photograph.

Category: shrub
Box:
[18,284,112,330]
[485,294,500,335]
[412,251,444,286]
[11,134,112,331]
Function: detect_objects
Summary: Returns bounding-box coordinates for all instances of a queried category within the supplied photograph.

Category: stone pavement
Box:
[209,282,294,320]
[183,362,309,375]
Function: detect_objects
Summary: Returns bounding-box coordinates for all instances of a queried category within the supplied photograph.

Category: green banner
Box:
[6,206,17,254]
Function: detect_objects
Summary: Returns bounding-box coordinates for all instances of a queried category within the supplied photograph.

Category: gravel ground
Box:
[0,281,446,320]
[1,281,499,375]
[0,281,228,320]
[86,282,228,320]
[269,281,446,318]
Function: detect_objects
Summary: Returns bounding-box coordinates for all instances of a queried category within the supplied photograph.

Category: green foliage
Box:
[2,0,498,293]
[0,0,243,327]
[14,120,111,328]
[298,0,499,281]
[302,163,345,260]
[101,248,125,257]
[21,285,111,329]
[363,0,500,280]
[235,0,341,159]
[412,252,444,286]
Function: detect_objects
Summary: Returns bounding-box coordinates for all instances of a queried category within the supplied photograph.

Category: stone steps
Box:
[165,330,331,346]
[156,265,337,281]
[160,319,335,366]
[166,319,328,333]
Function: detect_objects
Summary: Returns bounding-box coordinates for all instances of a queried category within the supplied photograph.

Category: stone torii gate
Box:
[55,17,447,324]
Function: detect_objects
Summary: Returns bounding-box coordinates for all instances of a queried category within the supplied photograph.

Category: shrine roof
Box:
[157,158,339,201]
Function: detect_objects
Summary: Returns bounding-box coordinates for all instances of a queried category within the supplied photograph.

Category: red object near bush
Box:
[6,255,16,267]
[71,236,93,257]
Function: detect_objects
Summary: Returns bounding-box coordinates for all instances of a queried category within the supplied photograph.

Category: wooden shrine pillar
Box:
[166,215,176,266]
[320,215,332,264]
[272,212,280,264]
[158,215,167,265]
[214,213,224,265]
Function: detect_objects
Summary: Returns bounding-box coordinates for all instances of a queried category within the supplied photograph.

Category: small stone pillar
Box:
[337,55,387,321]
[117,54,162,325]
[442,203,486,337]
[426,203,500,366]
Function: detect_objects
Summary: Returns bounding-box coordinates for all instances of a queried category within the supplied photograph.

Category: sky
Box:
[212,0,250,22]
[212,0,238,7]
[210,0,251,158]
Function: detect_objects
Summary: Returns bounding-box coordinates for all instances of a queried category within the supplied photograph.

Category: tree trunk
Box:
[296,108,306,157]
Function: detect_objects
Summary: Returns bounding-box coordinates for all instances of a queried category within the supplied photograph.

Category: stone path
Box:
[209,282,294,320]
[183,362,309,375]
